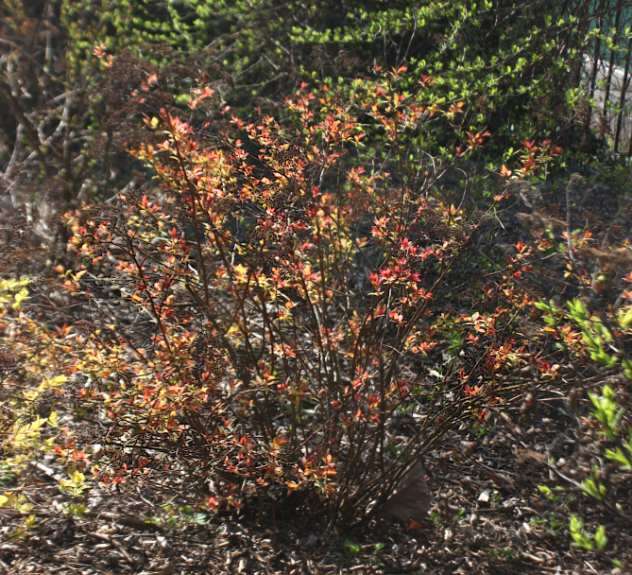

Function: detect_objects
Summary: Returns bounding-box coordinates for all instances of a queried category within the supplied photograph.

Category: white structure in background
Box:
[583,53,631,153]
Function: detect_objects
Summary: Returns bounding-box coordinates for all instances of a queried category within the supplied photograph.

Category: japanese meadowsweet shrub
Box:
[67,81,495,524]
[0,275,91,531]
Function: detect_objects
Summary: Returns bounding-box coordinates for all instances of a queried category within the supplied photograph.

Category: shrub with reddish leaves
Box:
[64,81,517,524]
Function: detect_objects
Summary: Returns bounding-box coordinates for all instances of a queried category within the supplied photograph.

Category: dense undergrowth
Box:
[1,1,631,573]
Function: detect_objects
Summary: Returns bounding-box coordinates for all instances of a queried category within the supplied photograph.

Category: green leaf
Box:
[618,307,632,330]
[605,447,632,470]
[594,525,607,550]
[569,514,593,551]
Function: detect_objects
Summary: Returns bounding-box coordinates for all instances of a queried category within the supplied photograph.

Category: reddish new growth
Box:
[63,77,518,523]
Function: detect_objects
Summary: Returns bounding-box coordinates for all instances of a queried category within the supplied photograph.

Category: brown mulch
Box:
[3,386,630,575]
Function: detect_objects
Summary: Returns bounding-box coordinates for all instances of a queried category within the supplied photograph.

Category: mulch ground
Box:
[3,382,629,575]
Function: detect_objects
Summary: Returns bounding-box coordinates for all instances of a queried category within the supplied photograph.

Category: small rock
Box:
[477,489,490,504]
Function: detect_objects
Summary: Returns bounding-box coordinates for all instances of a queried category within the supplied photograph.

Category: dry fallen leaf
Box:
[380,460,431,524]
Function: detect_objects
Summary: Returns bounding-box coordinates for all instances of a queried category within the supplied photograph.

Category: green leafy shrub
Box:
[569,514,608,552]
